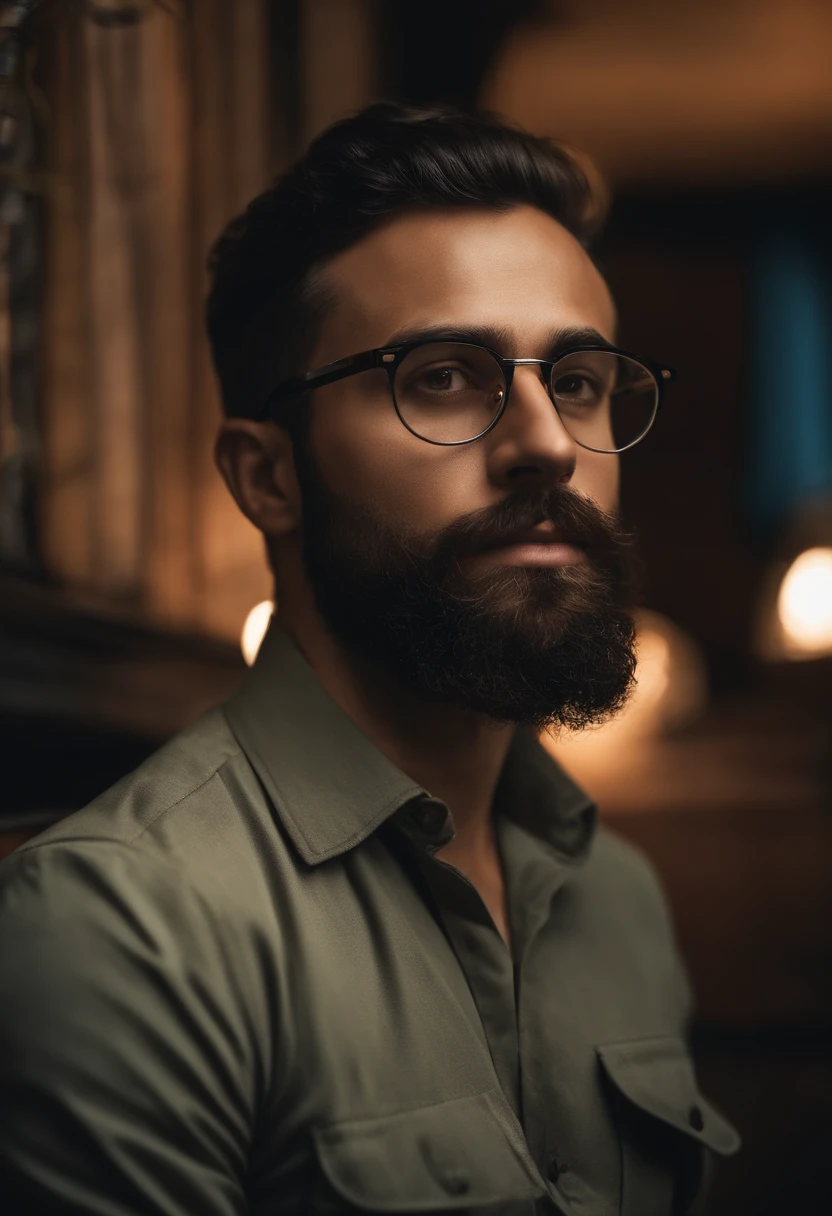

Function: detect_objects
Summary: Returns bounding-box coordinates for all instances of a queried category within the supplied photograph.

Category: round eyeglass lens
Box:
[393,342,507,444]
[549,351,658,453]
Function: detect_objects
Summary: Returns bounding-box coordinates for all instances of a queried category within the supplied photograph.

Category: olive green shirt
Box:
[0,623,739,1215]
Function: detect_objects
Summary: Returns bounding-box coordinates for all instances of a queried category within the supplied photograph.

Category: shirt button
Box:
[688,1104,705,1132]
[439,1167,470,1196]
[409,801,447,835]
[548,1154,566,1184]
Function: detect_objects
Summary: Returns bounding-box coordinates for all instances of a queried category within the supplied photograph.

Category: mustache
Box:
[427,486,634,566]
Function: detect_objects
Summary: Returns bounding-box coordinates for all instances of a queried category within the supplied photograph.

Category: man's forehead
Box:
[317,205,616,356]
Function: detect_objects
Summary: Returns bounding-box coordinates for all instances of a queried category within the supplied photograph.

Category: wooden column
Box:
[39,0,276,638]
[40,14,93,586]
[188,0,274,639]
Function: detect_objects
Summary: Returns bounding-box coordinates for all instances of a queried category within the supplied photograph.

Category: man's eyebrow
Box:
[381,322,617,357]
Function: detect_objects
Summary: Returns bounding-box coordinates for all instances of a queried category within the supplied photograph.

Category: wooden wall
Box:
[38,0,276,640]
[32,0,381,642]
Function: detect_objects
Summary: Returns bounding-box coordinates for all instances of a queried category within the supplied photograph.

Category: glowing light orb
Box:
[777,547,832,656]
[241,600,274,666]
[540,609,708,788]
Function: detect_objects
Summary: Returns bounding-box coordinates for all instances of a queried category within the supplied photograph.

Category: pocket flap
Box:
[312,1090,545,1212]
[597,1036,741,1157]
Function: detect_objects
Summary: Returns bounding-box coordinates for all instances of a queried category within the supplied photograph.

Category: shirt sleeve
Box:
[0,840,255,1215]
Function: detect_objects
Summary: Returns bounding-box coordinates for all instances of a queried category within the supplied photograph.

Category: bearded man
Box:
[0,103,739,1215]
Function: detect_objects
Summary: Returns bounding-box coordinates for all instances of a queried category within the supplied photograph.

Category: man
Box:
[0,103,738,1214]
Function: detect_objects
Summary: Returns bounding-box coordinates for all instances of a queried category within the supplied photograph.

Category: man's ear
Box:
[214,418,302,538]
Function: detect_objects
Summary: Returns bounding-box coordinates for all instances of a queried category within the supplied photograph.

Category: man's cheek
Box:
[575,459,618,514]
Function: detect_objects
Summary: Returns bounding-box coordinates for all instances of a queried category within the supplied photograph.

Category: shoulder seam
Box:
[127,752,242,845]
[16,744,244,856]
[9,782,239,899]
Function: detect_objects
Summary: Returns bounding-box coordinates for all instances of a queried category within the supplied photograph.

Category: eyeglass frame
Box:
[257,338,677,453]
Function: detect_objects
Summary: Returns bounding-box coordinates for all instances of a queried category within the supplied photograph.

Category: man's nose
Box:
[487,364,578,488]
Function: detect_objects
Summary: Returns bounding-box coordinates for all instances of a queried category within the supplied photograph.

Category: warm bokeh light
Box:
[241,600,274,666]
[777,547,832,656]
[541,610,708,792]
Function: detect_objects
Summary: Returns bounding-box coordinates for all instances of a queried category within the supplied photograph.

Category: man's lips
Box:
[465,520,587,568]
[500,520,568,546]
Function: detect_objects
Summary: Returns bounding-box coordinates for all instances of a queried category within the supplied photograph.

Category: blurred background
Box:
[0,2,830,1211]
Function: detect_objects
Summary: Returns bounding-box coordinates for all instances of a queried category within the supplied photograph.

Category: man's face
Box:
[291,205,638,728]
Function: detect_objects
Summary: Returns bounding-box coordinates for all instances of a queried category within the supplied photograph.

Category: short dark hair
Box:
[206,101,606,420]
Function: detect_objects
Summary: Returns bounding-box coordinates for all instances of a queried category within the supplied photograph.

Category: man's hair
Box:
[206,101,606,421]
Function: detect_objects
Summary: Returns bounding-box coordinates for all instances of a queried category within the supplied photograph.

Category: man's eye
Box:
[553,373,602,401]
[420,366,469,391]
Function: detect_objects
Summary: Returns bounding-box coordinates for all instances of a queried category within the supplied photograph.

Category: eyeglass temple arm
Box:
[260,350,382,418]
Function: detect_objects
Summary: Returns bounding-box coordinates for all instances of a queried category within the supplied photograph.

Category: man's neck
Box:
[278,605,514,865]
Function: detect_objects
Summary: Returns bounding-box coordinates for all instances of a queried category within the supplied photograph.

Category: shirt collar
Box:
[224,622,424,864]
[223,620,596,866]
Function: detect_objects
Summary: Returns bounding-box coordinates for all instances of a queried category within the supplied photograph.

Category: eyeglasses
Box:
[260,339,676,453]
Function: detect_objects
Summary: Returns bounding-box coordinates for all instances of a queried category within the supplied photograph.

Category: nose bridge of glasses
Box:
[505,358,559,409]
[507,358,550,371]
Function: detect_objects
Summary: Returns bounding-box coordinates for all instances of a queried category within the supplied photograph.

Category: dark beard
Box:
[293,448,639,731]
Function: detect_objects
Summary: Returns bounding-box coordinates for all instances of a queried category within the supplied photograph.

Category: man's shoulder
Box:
[0,705,292,1010]
[590,822,660,883]
[2,706,274,898]
[584,823,677,938]
[0,717,272,1216]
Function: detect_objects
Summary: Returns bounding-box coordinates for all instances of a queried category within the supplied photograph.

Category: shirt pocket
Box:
[310,1089,545,1215]
[596,1036,741,1216]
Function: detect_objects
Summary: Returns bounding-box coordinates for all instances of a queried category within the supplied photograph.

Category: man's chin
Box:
[431,640,634,730]
[450,563,622,644]
[342,593,638,732]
